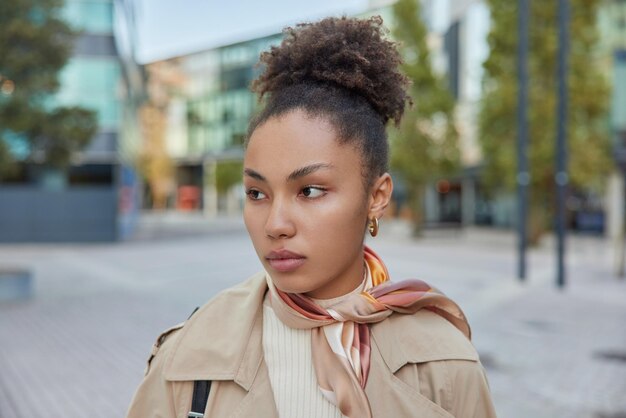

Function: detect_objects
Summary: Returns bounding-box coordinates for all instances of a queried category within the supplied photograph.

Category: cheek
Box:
[302,195,366,242]
[244,204,265,243]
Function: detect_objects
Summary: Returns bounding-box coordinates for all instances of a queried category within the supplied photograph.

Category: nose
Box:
[264,198,296,239]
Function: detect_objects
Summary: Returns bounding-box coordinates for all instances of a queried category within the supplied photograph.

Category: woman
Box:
[126,16,497,418]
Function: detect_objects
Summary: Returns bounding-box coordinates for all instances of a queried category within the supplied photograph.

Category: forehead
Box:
[244,110,361,176]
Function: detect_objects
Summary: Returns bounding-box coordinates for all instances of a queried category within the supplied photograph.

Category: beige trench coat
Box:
[126,272,498,418]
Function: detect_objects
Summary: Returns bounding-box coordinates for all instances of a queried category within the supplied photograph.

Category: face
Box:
[243,109,392,299]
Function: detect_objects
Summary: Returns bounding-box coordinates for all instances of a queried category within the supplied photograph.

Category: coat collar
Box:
[162,271,477,391]
[370,307,478,374]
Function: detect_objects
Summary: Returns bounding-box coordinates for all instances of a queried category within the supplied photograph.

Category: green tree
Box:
[137,61,186,209]
[215,160,243,195]
[479,0,612,242]
[390,0,461,231]
[0,0,97,180]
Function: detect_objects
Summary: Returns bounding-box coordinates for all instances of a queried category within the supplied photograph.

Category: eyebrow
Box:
[244,163,334,183]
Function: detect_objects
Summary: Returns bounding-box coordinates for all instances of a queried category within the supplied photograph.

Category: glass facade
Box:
[58,0,141,233]
[180,34,282,156]
[54,0,123,150]
[62,0,114,34]
[56,57,121,128]
[187,89,254,154]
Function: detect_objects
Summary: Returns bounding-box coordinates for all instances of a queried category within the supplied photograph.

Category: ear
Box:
[367,173,393,220]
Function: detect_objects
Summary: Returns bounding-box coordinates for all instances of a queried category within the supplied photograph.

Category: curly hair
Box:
[246,15,412,188]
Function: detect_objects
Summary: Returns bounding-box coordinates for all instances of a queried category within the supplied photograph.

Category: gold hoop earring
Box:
[368,216,379,237]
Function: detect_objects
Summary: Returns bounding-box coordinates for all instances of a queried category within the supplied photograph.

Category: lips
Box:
[266,249,306,273]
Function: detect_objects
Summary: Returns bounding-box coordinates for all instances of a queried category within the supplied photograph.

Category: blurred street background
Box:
[1,0,626,417]
[1,216,625,418]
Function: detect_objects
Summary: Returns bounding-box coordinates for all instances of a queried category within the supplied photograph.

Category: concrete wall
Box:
[0,186,117,242]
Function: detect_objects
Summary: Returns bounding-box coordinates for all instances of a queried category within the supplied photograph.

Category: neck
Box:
[303,257,366,299]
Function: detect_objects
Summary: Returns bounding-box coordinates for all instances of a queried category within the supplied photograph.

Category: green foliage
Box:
[0,139,17,177]
[0,0,97,178]
[479,0,612,233]
[215,160,243,194]
[390,0,460,224]
[33,106,97,167]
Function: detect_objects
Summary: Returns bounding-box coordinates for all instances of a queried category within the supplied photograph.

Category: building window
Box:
[221,66,252,91]
[55,57,121,128]
[63,0,113,34]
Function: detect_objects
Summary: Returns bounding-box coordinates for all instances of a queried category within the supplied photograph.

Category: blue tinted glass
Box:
[63,0,113,33]
[55,57,121,127]
[3,130,30,159]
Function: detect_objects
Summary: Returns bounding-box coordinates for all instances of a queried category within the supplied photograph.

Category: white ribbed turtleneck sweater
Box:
[262,268,369,418]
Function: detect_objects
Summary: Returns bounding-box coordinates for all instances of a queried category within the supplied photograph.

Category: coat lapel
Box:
[366,330,455,418]
[227,360,278,418]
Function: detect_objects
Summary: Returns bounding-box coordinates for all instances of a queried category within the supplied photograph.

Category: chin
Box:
[270,273,316,295]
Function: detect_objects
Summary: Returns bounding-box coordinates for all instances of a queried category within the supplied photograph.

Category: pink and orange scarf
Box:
[266,245,471,418]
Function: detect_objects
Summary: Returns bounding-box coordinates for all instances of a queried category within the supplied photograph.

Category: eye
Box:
[300,186,327,199]
[245,189,267,201]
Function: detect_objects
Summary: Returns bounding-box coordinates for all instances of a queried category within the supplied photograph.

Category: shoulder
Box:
[185,272,267,328]
[373,310,497,417]
[143,321,186,375]
[372,308,478,370]
[144,271,268,374]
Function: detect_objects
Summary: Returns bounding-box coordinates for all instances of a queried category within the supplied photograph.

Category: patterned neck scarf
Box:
[265,245,471,418]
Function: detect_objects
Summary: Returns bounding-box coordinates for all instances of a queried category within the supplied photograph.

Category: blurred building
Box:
[57,0,144,239]
[143,0,619,236]
[600,0,626,241]
[0,0,143,242]
[142,35,281,215]
[144,0,492,223]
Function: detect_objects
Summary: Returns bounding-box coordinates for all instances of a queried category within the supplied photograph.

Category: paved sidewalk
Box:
[0,215,625,417]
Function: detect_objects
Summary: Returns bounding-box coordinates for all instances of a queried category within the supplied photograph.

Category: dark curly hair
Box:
[246,15,412,189]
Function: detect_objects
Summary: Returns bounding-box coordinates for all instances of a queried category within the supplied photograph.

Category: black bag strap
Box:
[186,307,211,418]
[188,380,212,418]
[188,306,200,319]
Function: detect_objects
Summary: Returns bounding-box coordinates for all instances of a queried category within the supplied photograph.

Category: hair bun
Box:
[251,15,411,126]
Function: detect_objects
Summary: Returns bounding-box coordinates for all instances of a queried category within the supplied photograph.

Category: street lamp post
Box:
[517,0,530,282]
[555,0,570,289]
